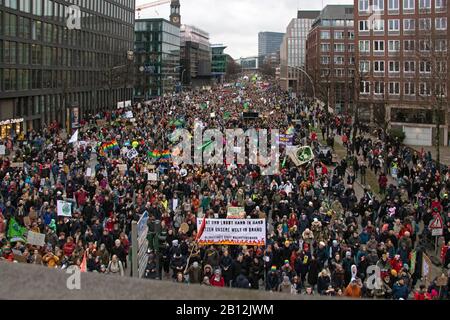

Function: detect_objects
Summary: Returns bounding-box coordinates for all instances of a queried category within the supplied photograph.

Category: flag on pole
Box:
[80,251,87,273]
[195,215,207,242]
[68,130,79,144]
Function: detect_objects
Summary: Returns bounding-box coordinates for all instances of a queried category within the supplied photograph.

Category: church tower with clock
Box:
[170,0,181,27]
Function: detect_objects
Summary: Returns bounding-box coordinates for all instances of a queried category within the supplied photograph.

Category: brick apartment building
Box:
[306,5,356,114]
[354,0,449,146]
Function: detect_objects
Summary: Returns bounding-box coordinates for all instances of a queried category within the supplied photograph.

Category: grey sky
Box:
[136,0,352,58]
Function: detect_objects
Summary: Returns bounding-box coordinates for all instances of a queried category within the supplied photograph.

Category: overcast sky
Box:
[135,0,352,58]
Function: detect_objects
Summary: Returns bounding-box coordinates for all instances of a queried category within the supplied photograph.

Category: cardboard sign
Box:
[23,216,31,227]
[57,200,72,217]
[28,211,37,220]
[10,162,24,168]
[227,207,246,219]
[127,148,139,160]
[27,231,46,247]
[148,172,158,181]
[13,254,28,263]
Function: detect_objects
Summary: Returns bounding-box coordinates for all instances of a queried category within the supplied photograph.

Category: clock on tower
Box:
[170,0,181,27]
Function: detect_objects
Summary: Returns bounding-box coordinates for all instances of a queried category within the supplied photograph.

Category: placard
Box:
[86,168,92,177]
[10,162,24,168]
[117,164,127,173]
[27,231,46,247]
[58,152,64,161]
[226,207,246,219]
[148,172,158,181]
[196,218,266,246]
[0,145,5,155]
[57,200,72,217]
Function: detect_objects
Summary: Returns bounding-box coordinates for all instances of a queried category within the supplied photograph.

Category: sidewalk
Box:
[406,144,450,167]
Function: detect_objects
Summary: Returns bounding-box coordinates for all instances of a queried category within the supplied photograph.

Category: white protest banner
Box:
[124,111,134,119]
[127,148,139,160]
[27,231,46,247]
[196,218,266,246]
[148,172,158,181]
[57,200,72,217]
[0,145,5,155]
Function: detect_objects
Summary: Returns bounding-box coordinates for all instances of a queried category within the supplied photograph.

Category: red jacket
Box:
[210,276,225,287]
[63,242,76,257]
[389,257,403,273]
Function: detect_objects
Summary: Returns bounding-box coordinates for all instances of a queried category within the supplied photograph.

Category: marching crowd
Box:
[0,77,449,300]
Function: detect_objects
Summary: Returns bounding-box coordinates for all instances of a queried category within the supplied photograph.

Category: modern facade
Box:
[306,5,355,113]
[258,31,284,66]
[355,0,450,146]
[180,24,212,87]
[236,56,259,71]
[279,10,320,92]
[0,0,135,136]
[134,18,180,98]
[211,44,227,83]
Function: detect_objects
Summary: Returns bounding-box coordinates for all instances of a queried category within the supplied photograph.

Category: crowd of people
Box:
[0,76,449,300]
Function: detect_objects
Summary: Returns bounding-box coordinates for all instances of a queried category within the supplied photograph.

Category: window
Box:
[403,19,415,31]
[419,61,432,73]
[348,31,355,39]
[334,31,345,39]
[403,0,415,10]
[404,40,415,51]
[359,40,370,52]
[436,39,447,51]
[374,40,385,52]
[388,19,400,32]
[373,0,384,10]
[5,0,18,9]
[404,61,415,72]
[334,56,345,65]
[389,61,400,72]
[360,81,370,94]
[349,57,356,65]
[374,60,385,72]
[374,81,385,94]
[4,13,17,37]
[359,0,369,11]
[320,44,330,52]
[419,0,431,9]
[436,18,447,30]
[359,20,369,32]
[420,83,431,95]
[373,20,384,31]
[437,61,447,73]
[321,56,330,64]
[335,69,345,77]
[19,0,31,13]
[419,18,431,30]
[334,44,345,52]
[389,82,400,95]
[4,41,17,64]
[404,82,415,95]
[436,83,447,97]
[32,0,42,15]
[348,44,355,52]
[359,60,370,73]
[389,0,399,10]
[320,31,331,39]
[419,40,430,51]
[436,0,447,10]
[388,40,400,52]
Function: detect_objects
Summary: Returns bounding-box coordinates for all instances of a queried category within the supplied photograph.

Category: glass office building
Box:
[0,0,135,136]
[211,44,226,83]
[134,18,180,98]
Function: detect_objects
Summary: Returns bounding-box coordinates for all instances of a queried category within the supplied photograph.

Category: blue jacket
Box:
[392,282,408,300]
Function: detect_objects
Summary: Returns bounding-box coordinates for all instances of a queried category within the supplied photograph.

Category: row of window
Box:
[359,17,447,32]
[0,40,128,68]
[321,56,356,65]
[358,39,447,52]
[320,31,355,40]
[1,11,134,43]
[358,0,447,12]
[2,0,134,24]
[359,60,447,73]
[320,43,355,52]
[1,68,129,91]
[359,80,446,97]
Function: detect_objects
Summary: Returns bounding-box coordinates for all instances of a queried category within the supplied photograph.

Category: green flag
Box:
[7,217,27,242]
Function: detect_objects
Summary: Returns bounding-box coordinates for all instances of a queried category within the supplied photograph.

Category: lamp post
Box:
[282,64,316,101]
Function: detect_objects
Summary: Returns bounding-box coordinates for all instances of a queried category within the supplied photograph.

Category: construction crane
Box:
[136,0,171,18]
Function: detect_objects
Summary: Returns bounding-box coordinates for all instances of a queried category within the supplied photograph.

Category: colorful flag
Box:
[68,130,78,144]
[80,251,87,273]
[286,126,295,135]
[195,215,207,242]
[7,217,27,242]
[101,140,119,153]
